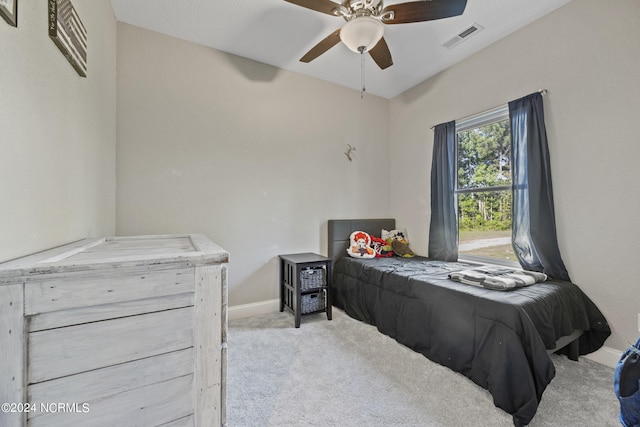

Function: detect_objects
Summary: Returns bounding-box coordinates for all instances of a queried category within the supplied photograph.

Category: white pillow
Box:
[381,228,410,243]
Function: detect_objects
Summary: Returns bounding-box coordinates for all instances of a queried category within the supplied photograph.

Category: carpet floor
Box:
[227,309,620,426]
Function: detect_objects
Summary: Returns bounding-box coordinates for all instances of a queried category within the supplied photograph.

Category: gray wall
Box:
[0,0,117,262]
[389,0,640,350]
[115,23,390,306]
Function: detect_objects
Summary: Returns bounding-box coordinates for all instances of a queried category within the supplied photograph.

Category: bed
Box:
[328,218,611,426]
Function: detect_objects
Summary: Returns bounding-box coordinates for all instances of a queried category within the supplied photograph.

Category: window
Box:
[455,106,517,265]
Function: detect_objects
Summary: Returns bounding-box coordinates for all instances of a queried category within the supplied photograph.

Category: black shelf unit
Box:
[279,253,332,328]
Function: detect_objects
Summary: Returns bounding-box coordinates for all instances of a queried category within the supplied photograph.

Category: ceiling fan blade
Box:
[382,0,467,25]
[284,0,341,16]
[300,29,342,63]
[368,37,393,70]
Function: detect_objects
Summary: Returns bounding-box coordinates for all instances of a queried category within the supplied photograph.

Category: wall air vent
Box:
[442,23,484,49]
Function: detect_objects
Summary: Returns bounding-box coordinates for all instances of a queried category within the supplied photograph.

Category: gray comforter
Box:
[332,256,610,426]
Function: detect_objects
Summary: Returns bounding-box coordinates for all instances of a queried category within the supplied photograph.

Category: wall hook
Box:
[344,144,357,161]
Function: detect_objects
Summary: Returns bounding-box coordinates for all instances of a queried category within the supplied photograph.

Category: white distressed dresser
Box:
[0,234,228,427]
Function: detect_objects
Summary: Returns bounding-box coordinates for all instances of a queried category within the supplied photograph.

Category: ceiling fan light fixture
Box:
[340,16,384,53]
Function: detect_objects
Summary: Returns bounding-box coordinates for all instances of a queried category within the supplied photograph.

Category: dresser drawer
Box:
[29,307,194,383]
[24,264,195,316]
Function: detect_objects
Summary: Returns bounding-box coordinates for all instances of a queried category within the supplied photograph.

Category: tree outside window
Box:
[456,113,516,263]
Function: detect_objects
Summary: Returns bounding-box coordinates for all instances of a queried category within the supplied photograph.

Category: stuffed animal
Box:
[347,231,376,258]
[391,239,415,257]
[371,236,393,257]
[382,228,415,257]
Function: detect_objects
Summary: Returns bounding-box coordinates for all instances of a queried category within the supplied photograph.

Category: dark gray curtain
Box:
[428,121,458,261]
[509,92,570,281]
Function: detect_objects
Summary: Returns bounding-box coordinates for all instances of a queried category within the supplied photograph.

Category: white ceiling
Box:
[110,0,572,99]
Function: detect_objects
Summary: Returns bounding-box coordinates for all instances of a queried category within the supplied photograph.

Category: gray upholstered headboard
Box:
[328,218,395,265]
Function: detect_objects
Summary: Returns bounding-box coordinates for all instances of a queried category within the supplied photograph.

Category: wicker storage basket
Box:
[300,266,326,291]
[301,291,325,314]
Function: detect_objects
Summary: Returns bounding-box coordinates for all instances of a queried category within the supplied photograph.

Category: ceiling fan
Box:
[285,0,468,70]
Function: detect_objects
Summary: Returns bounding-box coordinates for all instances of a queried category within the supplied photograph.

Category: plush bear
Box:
[347,231,376,258]
[390,239,415,258]
[382,228,415,257]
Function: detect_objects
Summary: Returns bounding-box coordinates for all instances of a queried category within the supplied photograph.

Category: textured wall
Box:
[116,23,390,306]
[0,0,117,262]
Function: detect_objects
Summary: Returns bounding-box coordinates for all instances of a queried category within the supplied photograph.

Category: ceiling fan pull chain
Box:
[359,47,366,98]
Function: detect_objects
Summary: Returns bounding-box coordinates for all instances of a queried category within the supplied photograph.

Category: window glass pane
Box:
[457,119,511,190]
[457,191,517,261]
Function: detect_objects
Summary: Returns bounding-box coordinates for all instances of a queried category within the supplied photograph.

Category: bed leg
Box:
[567,338,579,361]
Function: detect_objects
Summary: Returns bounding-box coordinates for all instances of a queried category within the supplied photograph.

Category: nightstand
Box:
[279,253,332,328]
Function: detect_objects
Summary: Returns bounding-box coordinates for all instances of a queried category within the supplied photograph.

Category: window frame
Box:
[454,105,519,268]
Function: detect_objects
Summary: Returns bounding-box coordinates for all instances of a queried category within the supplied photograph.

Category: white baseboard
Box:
[584,346,621,368]
[228,299,280,321]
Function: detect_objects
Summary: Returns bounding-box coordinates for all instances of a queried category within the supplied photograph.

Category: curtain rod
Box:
[429,89,548,130]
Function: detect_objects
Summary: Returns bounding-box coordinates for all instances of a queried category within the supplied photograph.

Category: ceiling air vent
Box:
[442,23,484,49]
